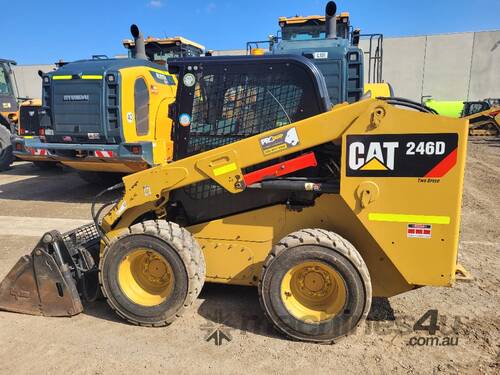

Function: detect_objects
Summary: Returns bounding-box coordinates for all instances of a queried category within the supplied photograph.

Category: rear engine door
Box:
[51,76,103,139]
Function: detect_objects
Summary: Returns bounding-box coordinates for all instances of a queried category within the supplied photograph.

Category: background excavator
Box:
[0,2,469,343]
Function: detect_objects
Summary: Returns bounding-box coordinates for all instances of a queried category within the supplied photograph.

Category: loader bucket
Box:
[0,230,89,317]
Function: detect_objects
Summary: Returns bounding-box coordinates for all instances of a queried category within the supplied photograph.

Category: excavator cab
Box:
[123,36,205,65]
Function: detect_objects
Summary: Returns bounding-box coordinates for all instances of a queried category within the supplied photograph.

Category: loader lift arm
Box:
[101,99,377,233]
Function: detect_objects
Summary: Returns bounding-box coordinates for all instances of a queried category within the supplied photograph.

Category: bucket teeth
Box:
[0,233,83,317]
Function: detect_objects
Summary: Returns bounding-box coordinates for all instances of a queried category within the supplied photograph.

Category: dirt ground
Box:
[0,139,498,374]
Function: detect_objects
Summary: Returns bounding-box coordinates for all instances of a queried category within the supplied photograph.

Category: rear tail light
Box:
[131,146,142,155]
[15,143,23,151]
[39,128,45,136]
[26,147,47,156]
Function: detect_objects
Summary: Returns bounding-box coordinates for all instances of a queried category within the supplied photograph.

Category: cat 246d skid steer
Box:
[0,53,468,343]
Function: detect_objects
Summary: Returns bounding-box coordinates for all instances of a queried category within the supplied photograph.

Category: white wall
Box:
[14,30,500,102]
[12,64,54,99]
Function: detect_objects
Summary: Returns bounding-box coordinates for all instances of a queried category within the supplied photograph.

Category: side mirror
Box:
[352,29,360,46]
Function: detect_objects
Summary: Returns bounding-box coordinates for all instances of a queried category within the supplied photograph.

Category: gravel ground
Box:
[0,140,498,374]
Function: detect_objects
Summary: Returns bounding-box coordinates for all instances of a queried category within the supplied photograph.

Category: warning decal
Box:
[407,224,432,239]
[346,133,458,177]
[259,127,300,156]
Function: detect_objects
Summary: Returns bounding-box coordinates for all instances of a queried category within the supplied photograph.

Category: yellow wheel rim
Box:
[118,248,174,307]
[281,261,347,323]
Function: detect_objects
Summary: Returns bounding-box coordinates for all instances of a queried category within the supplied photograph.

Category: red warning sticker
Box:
[407,224,432,239]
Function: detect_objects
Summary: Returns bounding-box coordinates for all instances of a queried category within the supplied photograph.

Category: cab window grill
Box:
[186,72,304,158]
[172,57,326,201]
[134,78,149,136]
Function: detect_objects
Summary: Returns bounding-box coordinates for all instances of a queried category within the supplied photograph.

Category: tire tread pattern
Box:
[99,220,205,327]
[258,228,372,343]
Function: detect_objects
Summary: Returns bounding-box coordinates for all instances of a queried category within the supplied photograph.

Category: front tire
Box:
[99,220,205,326]
[259,229,371,343]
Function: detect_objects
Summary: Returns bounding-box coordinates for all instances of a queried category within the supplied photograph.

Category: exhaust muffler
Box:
[130,24,148,60]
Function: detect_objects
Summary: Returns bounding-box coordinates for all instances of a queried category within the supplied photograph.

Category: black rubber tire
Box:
[33,161,59,170]
[77,171,124,187]
[259,228,372,343]
[99,220,205,326]
[0,125,14,171]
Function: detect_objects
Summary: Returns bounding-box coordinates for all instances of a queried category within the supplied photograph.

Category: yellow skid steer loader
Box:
[0,54,468,343]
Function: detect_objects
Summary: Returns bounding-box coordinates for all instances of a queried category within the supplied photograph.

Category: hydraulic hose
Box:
[378,96,438,114]
[91,182,124,246]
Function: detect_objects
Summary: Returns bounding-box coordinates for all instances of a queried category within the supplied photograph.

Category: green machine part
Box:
[424,99,464,118]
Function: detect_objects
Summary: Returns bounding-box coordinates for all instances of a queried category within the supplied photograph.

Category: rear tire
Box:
[99,220,205,326]
[0,125,14,171]
[259,229,371,343]
[77,171,124,187]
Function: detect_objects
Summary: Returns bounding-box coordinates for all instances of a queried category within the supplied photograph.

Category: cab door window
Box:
[134,78,149,136]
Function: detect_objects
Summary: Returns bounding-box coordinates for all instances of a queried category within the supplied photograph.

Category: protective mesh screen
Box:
[186,73,304,157]
[184,73,307,199]
[174,60,325,201]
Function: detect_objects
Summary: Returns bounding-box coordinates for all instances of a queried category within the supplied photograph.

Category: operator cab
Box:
[279,13,350,42]
[123,36,205,65]
[271,2,364,105]
[166,55,335,225]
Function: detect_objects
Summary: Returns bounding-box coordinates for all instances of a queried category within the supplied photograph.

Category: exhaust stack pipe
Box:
[130,24,147,60]
[325,1,337,39]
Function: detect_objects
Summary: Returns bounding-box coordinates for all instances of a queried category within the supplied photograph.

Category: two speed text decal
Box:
[346,133,458,177]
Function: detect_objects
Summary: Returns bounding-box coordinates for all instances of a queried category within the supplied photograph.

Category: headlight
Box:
[106,74,115,82]
[43,76,50,84]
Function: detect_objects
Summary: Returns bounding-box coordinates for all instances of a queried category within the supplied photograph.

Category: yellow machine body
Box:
[278,12,350,26]
[0,109,17,124]
[0,4,470,342]
[118,66,177,164]
[364,83,392,98]
[101,98,468,298]
[463,106,500,136]
[60,67,177,173]
[15,67,178,173]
